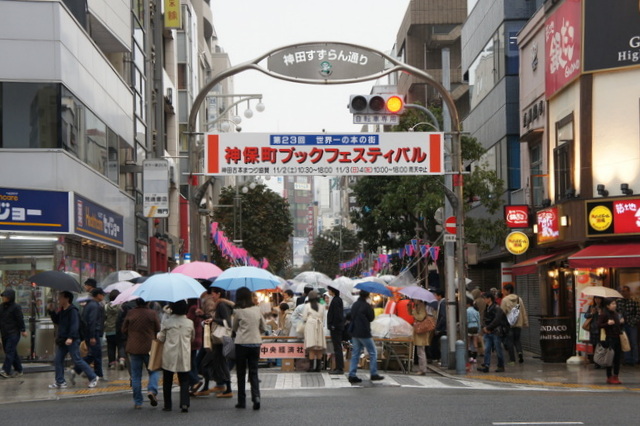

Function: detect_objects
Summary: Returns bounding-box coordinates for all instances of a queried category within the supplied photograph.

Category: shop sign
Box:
[544,0,582,98]
[0,187,70,233]
[143,159,169,218]
[259,342,306,359]
[74,194,124,248]
[536,206,562,244]
[504,205,530,228]
[584,0,640,72]
[505,231,530,255]
[586,198,640,236]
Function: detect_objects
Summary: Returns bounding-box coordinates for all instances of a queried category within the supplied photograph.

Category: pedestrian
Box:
[409,298,431,375]
[616,286,639,366]
[84,278,98,293]
[326,285,345,374]
[500,283,529,364]
[296,286,313,307]
[347,290,385,383]
[277,302,293,336]
[186,299,204,396]
[0,288,27,378]
[158,300,194,413]
[283,289,296,310]
[466,298,481,363]
[72,287,105,382]
[599,297,624,384]
[585,296,604,367]
[121,298,161,409]
[232,286,266,410]
[105,290,126,370]
[48,291,99,389]
[479,292,507,373]
[202,287,234,398]
[302,290,326,372]
[429,289,446,363]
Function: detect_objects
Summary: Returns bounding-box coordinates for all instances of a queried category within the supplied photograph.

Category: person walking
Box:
[121,298,161,409]
[501,283,529,364]
[233,286,266,410]
[599,297,624,384]
[616,286,639,366]
[0,288,27,378]
[72,287,105,381]
[158,300,194,413]
[203,286,234,398]
[302,290,326,372]
[347,290,385,383]
[105,290,126,370]
[466,297,481,363]
[429,290,446,363]
[409,298,431,375]
[479,292,507,373]
[48,291,99,389]
[585,296,604,367]
[326,285,345,374]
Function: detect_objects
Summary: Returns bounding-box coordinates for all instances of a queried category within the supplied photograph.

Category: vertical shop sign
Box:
[545,0,582,97]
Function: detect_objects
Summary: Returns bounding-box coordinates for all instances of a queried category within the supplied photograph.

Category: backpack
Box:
[507,299,521,326]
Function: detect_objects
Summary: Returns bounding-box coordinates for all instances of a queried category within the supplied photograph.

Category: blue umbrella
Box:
[212,266,279,292]
[354,281,393,297]
[132,272,206,302]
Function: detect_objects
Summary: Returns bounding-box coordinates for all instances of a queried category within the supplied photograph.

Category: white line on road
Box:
[493,422,584,425]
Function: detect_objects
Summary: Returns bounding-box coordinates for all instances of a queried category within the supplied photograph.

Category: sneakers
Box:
[119,358,126,370]
[0,371,11,378]
[148,393,158,406]
[348,376,363,383]
[370,374,385,381]
[49,382,68,389]
[88,377,99,388]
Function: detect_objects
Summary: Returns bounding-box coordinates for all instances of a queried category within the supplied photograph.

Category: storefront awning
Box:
[512,249,576,276]
[568,244,640,268]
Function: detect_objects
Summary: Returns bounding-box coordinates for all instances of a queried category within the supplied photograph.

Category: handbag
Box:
[211,319,232,344]
[593,343,614,367]
[620,331,631,352]
[413,315,436,334]
[222,335,236,359]
[581,316,592,331]
[203,323,212,349]
[148,339,164,371]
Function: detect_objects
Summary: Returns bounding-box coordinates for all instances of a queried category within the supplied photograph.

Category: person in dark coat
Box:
[0,288,26,378]
[347,290,384,383]
[327,285,345,374]
[599,297,624,384]
[74,287,105,380]
[479,292,507,373]
[429,289,446,362]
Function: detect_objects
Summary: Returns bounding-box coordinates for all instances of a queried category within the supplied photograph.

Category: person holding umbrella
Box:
[47,291,99,389]
[302,290,326,372]
[347,290,385,383]
[409,297,431,375]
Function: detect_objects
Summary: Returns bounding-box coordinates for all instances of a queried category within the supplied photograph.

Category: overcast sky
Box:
[210,0,411,133]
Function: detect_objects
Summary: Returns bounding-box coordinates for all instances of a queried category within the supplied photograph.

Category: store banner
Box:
[74,194,124,248]
[536,206,563,244]
[584,0,640,72]
[0,187,70,233]
[544,0,582,98]
[586,198,640,237]
[164,0,181,29]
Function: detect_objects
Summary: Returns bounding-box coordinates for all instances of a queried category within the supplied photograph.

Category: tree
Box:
[309,225,360,278]
[210,183,293,274]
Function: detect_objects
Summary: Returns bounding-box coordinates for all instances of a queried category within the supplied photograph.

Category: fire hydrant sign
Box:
[204,132,443,176]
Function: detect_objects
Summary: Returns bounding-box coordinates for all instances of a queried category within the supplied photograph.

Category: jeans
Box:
[235,345,260,403]
[2,334,22,374]
[54,340,96,385]
[348,337,378,377]
[129,353,160,406]
[330,329,344,371]
[76,339,103,378]
[162,370,190,410]
[483,333,504,368]
[622,324,638,364]
[504,327,523,362]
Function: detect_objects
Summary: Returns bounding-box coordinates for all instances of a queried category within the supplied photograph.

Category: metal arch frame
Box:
[187,42,466,352]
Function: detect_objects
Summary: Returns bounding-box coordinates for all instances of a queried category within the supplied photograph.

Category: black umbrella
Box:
[29,271,83,293]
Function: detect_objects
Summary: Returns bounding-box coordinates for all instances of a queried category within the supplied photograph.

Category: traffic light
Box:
[349,94,405,115]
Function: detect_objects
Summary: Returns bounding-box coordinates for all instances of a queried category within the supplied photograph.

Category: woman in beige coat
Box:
[409,299,433,375]
[157,300,194,413]
[302,290,327,372]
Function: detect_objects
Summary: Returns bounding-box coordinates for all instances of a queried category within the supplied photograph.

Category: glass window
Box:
[507,135,521,190]
[85,109,107,174]
[504,22,523,76]
[467,34,500,110]
[61,88,84,159]
[554,115,574,201]
[106,129,119,183]
[530,143,544,207]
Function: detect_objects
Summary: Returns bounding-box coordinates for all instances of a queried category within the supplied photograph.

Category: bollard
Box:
[440,335,448,367]
[455,339,467,375]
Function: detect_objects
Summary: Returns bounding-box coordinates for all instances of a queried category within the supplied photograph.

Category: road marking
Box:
[493,422,584,425]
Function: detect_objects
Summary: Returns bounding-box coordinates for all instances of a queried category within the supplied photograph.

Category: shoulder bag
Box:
[413,315,435,335]
[581,315,592,331]
[211,319,232,344]
[593,343,614,367]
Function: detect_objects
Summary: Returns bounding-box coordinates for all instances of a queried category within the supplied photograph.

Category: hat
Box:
[90,287,105,297]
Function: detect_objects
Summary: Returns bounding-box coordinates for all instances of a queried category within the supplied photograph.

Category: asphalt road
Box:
[3,385,636,426]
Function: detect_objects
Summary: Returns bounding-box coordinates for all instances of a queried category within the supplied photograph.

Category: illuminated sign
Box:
[504,205,530,228]
[505,231,530,255]
[587,198,640,236]
[537,206,562,244]
[0,187,70,233]
[74,194,124,248]
[545,0,582,98]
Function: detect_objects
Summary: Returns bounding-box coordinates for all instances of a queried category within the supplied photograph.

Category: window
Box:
[530,143,544,207]
[554,115,574,201]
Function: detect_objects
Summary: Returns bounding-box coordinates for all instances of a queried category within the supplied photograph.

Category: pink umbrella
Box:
[112,284,141,305]
[171,261,223,280]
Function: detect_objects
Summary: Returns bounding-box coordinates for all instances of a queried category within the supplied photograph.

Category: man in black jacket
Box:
[327,285,345,374]
[74,287,105,381]
[479,292,507,373]
[0,288,26,378]
[347,290,384,383]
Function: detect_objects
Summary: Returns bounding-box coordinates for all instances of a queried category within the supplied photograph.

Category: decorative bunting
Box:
[209,222,269,268]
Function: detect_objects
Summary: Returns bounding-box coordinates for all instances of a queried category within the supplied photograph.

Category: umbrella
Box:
[112,284,141,305]
[100,270,141,287]
[132,273,206,302]
[292,271,333,289]
[328,277,356,306]
[581,286,623,299]
[129,275,149,284]
[377,275,397,284]
[29,271,83,293]
[103,281,134,294]
[171,261,224,280]
[354,281,393,297]
[398,286,437,303]
[212,266,280,292]
[371,314,413,338]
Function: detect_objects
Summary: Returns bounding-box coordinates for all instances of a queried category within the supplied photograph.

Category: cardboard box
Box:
[281,358,295,372]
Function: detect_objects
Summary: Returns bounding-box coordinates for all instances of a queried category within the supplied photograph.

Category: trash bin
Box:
[35,318,56,361]
[539,316,574,362]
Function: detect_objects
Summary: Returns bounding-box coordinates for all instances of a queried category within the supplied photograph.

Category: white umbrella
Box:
[100,270,141,287]
[370,314,413,338]
[292,271,332,289]
[103,281,134,294]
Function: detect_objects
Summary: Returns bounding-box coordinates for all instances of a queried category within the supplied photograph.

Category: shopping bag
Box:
[148,339,164,371]
[620,331,631,352]
[203,323,212,349]
[593,343,614,367]
[211,320,232,344]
